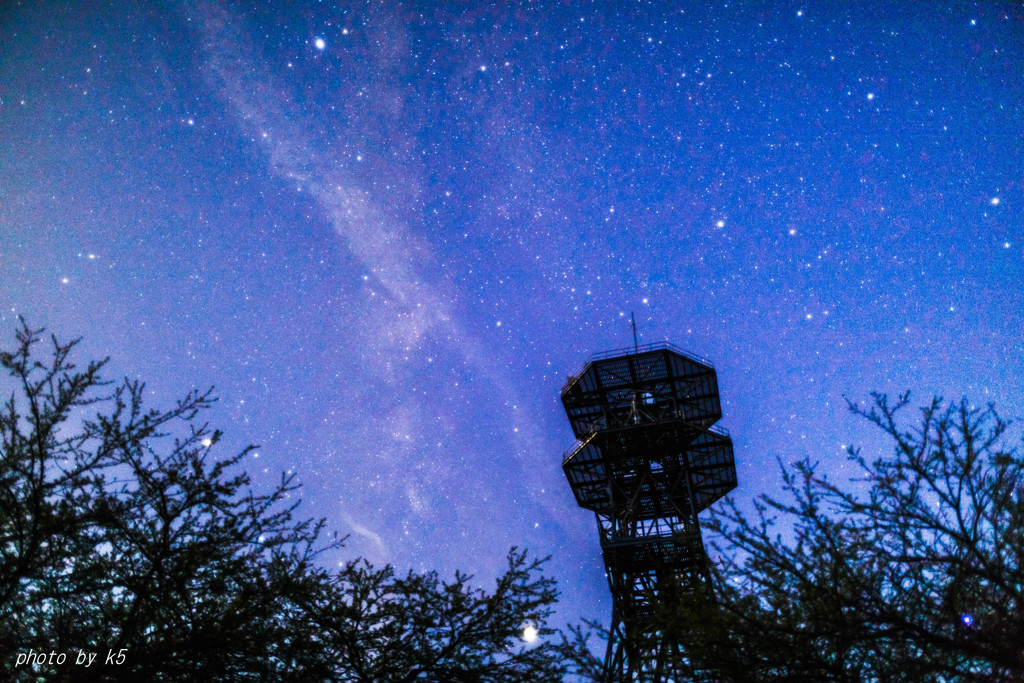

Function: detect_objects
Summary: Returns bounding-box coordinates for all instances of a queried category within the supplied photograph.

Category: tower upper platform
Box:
[561,343,723,438]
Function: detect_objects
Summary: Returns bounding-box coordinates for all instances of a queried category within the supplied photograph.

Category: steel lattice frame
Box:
[560,344,737,682]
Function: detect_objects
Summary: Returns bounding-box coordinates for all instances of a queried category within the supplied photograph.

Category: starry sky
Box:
[2,1,1022,632]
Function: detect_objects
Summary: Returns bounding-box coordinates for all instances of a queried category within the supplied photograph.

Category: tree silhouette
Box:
[0,320,342,681]
[0,320,576,681]
[304,548,568,681]
[656,392,1024,681]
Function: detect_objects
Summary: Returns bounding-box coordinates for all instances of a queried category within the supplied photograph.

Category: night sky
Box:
[2,1,1022,632]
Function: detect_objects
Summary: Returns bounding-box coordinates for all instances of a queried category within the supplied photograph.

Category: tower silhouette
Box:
[560,343,737,681]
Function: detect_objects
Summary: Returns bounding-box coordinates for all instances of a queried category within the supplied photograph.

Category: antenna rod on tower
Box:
[631,312,639,354]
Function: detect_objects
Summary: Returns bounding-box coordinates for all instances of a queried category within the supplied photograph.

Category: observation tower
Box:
[560,342,737,681]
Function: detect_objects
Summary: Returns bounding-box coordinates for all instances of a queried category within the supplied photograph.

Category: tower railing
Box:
[562,342,716,391]
[560,421,731,465]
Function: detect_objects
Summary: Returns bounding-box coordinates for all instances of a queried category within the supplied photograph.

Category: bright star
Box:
[315,38,326,50]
